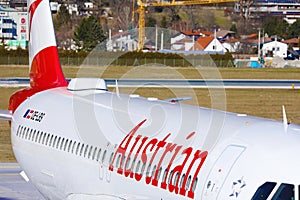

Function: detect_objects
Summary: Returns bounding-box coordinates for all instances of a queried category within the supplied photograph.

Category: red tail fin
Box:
[28,0,67,89]
[9,0,67,112]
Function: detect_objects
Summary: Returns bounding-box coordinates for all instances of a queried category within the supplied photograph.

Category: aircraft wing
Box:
[0,110,12,120]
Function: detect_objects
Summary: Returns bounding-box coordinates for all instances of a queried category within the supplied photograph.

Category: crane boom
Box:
[135,0,237,50]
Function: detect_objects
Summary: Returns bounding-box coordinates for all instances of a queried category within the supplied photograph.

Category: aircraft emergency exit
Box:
[1,0,300,199]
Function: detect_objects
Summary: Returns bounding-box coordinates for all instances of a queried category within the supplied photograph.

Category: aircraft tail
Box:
[28,0,67,89]
[9,0,67,113]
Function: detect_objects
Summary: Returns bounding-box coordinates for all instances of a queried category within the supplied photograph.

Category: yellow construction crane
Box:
[133,0,237,50]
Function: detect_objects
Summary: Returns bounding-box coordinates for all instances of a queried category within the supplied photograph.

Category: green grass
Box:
[1,65,300,80]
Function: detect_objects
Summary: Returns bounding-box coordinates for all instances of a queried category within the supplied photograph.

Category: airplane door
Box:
[202,145,246,200]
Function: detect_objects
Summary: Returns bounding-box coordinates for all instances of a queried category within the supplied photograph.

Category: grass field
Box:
[0,66,300,162]
[1,65,300,79]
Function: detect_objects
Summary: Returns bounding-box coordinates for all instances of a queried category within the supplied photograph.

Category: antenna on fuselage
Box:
[282,105,288,132]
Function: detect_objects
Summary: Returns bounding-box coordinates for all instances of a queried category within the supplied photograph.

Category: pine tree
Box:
[73,15,106,52]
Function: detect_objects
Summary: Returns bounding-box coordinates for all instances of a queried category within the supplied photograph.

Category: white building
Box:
[0,6,28,49]
[262,40,288,58]
[107,30,138,51]
[193,36,226,53]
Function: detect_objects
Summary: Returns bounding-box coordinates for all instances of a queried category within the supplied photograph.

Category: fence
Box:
[0,55,235,67]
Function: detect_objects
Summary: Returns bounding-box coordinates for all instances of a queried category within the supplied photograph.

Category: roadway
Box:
[0,78,299,89]
[0,163,44,200]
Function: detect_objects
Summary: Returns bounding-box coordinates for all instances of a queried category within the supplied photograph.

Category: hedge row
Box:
[0,48,235,67]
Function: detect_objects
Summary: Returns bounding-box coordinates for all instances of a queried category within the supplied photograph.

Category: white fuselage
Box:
[11,87,300,200]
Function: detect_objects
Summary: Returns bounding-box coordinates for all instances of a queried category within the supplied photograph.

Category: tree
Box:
[230,23,238,33]
[73,15,106,52]
[160,16,168,29]
[54,4,73,50]
[288,19,300,38]
[275,19,289,38]
[146,17,157,27]
[262,16,288,38]
[55,4,71,30]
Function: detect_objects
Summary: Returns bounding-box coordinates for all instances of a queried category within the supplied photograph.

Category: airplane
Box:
[1,0,300,199]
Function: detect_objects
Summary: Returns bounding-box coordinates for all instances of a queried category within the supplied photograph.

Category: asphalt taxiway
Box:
[0,163,44,200]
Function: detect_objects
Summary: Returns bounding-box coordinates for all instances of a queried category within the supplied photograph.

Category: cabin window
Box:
[80,144,84,156]
[252,182,277,200]
[53,136,57,148]
[16,126,20,136]
[146,163,151,178]
[174,172,179,186]
[92,147,97,160]
[116,154,121,168]
[121,156,126,168]
[71,141,76,153]
[135,160,141,173]
[40,132,44,144]
[157,167,162,181]
[84,145,89,157]
[35,131,40,142]
[162,168,168,183]
[102,150,107,163]
[180,174,186,189]
[49,135,54,146]
[29,129,34,141]
[126,157,131,170]
[46,133,50,145]
[271,183,294,200]
[186,175,192,190]
[42,132,47,144]
[32,130,36,142]
[19,126,23,137]
[151,165,157,179]
[27,129,31,140]
[191,177,198,193]
[96,148,102,162]
[109,152,114,164]
[22,127,26,138]
[60,138,65,150]
[131,159,136,172]
[88,146,93,159]
[67,140,72,152]
[168,170,174,185]
[56,137,61,149]
[39,132,43,144]
[141,161,146,175]
[64,139,69,151]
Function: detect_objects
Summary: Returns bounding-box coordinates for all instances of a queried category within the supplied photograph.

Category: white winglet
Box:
[282,105,288,132]
[115,80,120,97]
[0,110,12,121]
[20,170,30,182]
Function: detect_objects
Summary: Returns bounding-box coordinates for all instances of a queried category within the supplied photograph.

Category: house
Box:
[192,36,226,53]
[181,30,213,41]
[107,30,138,51]
[171,37,194,51]
[222,38,240,53]
[215,30,236,41]
[283,38,299,50]
[262,40,288,58]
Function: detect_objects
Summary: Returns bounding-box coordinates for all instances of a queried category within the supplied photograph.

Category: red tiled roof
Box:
[248,33,258,39]
[182,30,213,36]
[194,36,214,50]
[283,38,299,44]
